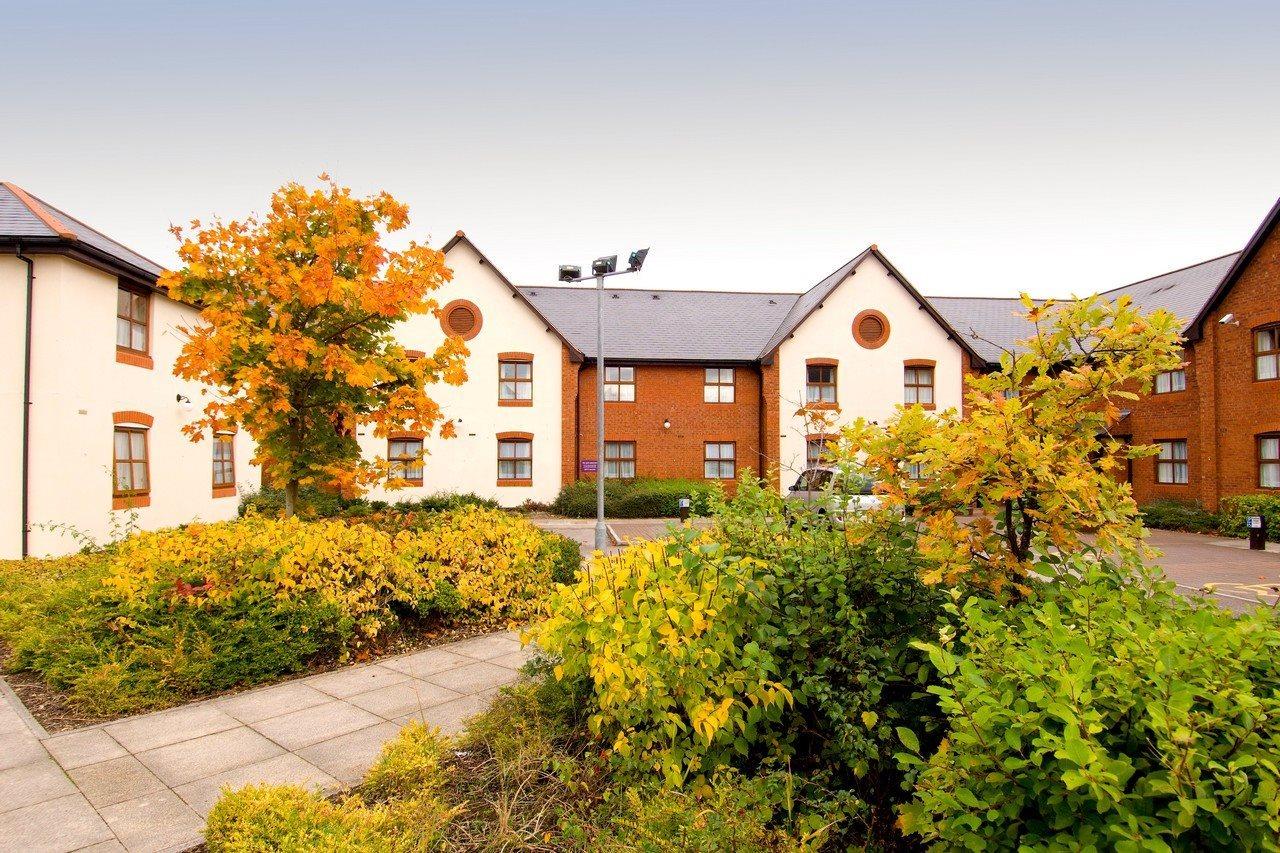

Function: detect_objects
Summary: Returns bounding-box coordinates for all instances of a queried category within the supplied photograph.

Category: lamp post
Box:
[559,248,649,551]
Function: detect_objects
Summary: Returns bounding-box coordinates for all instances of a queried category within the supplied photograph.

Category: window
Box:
[1256,326,1279,381]
[212,434,235,489]
[904,365,935,406]
[604,441,636,478]
[499,360,532,403]
[805,438,829,468]
[116,285,149,354]
[498,437,532,482]
[1155,369,1186,394]
[704,442,735,479]
[1155,439,1188,485]
[113,427,149,497]
[603,366,635,402]
[906,462,926,480]
[1260,435,1280,489]
[704,368,735,403]
[806,365,837,404]
[388,438,424,484]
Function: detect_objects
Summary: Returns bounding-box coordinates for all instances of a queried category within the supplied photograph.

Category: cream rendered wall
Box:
[358,240,564,506]
[0,257,29,558]
[775,254,964,485]
[15,255,257,558]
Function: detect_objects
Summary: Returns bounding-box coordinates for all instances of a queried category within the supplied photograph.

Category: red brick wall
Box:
[560,346,580,486]
[569,363,764,491]
[1125,347,1204,506]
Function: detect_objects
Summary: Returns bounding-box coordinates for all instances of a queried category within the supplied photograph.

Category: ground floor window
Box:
[213,434,235,488]
[388,438,424,484]
[906,461,925,480]
[704,442,735,479]
[1260,434,1280,488]
[1155,439,1188,484]
[604,441,636,479]
[113,427,150,497]
[805,438,828,468]
[498,437,533,482]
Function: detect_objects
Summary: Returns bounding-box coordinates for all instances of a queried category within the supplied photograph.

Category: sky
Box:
[6,0,1280,297]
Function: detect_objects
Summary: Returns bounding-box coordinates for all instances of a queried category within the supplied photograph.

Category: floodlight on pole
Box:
[556,248,650,552]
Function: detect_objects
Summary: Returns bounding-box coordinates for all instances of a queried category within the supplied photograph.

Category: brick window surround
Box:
[440,299,483,341]
[1154,368,1187,394]
[603,366,636,402]
[703,368,735,403]
[904,359,936,409]
[1260,434,1280,489]
[805,358,838,409]
[116,283,154,369]
[1155,439,1189,485]
[852,309,890,349]
[704,442,736,479]
[388,432,425,486]
[112,411,153,509]
[498,352,533,406]
[1255,325,1280,381]
[604,441,636,479]
[212,432,236,498]
[497,432,533,486]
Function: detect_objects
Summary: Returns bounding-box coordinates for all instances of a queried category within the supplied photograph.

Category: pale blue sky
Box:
[6,0,1279,296]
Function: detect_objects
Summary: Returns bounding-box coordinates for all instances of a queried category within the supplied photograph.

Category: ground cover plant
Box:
[0,506,570,719]
[550,477,715,518]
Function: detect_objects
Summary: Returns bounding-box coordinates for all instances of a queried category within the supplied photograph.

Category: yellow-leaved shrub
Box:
[532,531,793,787]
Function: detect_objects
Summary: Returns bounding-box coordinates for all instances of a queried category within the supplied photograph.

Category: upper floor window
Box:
[604,441,636,479]
[1256,326,1279,381]
[1260,435,1280,489]
[499,357,533,404]
[388,437,424,485]
[1155,439,1188,485]
[116,285,149,354]
[704,368,735,403]
[113,426,150,498]
[604,366,635,402]
[213,434,236,489]
[904,365,935,406]
[1154,368,1186,394]
[806,364,837,405]
[704,442,736,479]
[498,436,533,482]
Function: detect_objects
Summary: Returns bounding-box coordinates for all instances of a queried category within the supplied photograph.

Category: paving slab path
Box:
[0,630,531,853]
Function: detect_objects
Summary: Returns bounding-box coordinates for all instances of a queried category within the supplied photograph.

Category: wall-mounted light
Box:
[176,394,194,412]
[662,418,671,429]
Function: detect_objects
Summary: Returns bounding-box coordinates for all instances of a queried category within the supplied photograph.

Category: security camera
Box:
[1219,313,1238,325]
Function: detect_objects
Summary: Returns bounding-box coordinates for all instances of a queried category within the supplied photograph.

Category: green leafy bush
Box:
[539,531,583,584]
[1220,494,1280,542]
[550,477,716,518]
[239,486,497,519]
[899,552,1280,850]
[1139,499,1220,534]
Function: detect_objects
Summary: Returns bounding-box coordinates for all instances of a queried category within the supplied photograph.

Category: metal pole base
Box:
[594,521,609,552]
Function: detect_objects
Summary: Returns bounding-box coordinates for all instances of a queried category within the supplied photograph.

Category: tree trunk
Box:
[284,479,299,517]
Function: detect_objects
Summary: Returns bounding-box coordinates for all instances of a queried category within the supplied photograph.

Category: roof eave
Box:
[1186,196,1280,342]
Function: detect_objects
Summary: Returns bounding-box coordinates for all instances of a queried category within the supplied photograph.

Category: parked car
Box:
[784,465,883,522]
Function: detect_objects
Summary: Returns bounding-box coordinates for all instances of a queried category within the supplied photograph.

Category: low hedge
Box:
[239,486,498,519]
[550,478,716,519]
[1219,494,1280,542]
[1138,499,1220,535]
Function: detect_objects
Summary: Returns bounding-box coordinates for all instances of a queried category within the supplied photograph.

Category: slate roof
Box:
[516,285,800,361]
[0,182,164,280]
[929,252,1242,364]
[757,249,873,357]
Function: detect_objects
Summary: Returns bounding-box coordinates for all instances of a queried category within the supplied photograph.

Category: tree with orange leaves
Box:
[161,178,468,516]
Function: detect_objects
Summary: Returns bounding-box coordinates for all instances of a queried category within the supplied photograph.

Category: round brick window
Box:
[853,309,890,349]
[440,299,483,341]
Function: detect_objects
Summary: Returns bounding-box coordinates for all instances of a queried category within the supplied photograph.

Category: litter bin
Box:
[1248,515,1267,551]
[678,497,692,522]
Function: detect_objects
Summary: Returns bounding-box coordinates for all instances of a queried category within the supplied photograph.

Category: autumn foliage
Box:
[841,294,1185,594]
[161,178,467,514]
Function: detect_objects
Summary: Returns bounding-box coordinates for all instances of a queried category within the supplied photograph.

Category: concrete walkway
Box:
[0,631,530,853]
